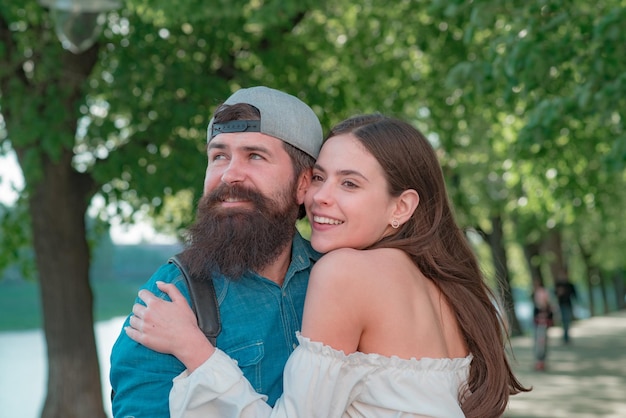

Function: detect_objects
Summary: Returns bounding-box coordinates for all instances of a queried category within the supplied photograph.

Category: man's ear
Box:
[392,189,419,225]
[295,168,312,205]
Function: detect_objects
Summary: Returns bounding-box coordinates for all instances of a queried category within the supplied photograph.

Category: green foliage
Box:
[0,200,35,280]
[0,0,624,311]
[425,1,625,247]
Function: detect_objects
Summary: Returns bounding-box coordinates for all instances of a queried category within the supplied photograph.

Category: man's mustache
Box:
[204,184,265,208]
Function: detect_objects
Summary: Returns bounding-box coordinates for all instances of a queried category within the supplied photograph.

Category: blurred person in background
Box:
[555,274,578,344]
[532,280,554,371]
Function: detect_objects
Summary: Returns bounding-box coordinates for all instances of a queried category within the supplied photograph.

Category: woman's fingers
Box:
[131,301,146,318]
[156,281,186,303]
[124,282,216,364]
[138,288,158,305]
[126,313,146,345]
[128,312,142,331]
[125,325,141,343]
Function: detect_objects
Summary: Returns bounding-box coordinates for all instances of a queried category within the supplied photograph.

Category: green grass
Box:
[0,278,144,332]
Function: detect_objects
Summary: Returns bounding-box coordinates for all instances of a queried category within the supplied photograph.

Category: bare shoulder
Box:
[309,248,361,291]
[310,247,410,288]
[313,247,388,272]
[308,247,467,358]
[303,248,407,352]
[312,247,366,270]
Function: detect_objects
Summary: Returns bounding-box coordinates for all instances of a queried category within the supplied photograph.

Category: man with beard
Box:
[109,86,323,418]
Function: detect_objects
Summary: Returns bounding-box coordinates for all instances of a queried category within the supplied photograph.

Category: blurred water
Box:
[0,316,125,418]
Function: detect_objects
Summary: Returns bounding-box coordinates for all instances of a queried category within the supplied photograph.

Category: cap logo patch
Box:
[211,120,261,138]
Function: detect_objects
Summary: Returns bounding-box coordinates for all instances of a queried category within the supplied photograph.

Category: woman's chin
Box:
[310,239,338,254]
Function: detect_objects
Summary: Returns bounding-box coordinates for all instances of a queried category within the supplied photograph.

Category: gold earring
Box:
[391,219,400,229]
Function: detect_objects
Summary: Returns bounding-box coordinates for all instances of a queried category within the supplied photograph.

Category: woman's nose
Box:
[312,182,332,205]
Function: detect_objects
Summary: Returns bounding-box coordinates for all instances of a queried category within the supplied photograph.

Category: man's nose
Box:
[221,158,246,184]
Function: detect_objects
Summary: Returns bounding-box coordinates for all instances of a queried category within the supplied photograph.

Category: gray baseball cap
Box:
[207,86,323,159]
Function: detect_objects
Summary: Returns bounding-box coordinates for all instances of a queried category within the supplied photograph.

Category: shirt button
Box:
[293,343,297,349]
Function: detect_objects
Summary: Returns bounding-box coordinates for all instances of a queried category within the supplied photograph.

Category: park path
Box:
[505,309,626,418]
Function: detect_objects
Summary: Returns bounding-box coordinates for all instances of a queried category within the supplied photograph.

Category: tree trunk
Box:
[486,214,523,336]
[597,270,609,314]
[613,270,625,310]
[577,239,596,317]
[28,149,105,418]
[2,25,106,415]
[522,241,544,286]
[543,228,568,283]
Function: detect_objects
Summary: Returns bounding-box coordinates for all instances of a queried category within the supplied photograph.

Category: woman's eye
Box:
[342,180,358,188]
[311,174,324,182]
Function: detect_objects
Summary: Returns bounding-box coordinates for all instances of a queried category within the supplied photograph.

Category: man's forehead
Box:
[208,131,284,150]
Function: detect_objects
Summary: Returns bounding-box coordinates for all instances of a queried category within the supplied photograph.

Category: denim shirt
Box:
[110,233,321,418]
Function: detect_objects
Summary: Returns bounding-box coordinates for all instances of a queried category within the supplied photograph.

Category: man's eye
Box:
[250,153,264,160]
[211,154,226,161]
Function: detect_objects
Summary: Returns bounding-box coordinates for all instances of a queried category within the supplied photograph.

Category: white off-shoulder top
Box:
[169,333,471,418]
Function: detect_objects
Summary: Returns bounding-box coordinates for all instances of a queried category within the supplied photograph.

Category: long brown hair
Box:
[328,114,530,417]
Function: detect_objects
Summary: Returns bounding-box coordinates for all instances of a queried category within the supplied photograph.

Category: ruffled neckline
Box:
[296,332,473,371]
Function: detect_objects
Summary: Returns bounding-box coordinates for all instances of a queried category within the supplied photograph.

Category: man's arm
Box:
[109,263,190,418]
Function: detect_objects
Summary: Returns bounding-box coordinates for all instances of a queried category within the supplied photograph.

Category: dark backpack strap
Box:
[168,254,221,345]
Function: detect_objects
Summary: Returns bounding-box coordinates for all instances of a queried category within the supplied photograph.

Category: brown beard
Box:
[178,182,300,281]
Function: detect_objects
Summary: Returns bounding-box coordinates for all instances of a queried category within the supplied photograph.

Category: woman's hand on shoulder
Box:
[125,281,215,372]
